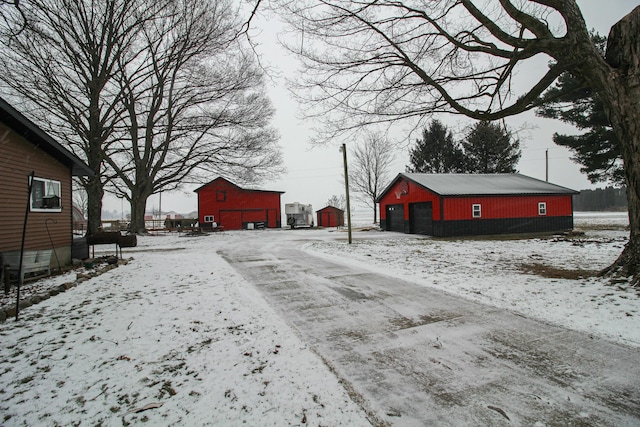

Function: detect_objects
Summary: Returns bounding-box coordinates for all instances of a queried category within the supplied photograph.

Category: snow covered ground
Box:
[310,211,637,348]
[0,211,636,426]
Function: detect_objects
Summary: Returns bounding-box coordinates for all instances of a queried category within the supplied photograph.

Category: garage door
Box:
[386,204,405,232]
[410,202,433,235]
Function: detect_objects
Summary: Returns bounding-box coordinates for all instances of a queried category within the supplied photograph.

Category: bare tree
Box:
[107,0,282,233]
[72,180,89,219]
[349,133,395,223]
[275,1,640,285]
[326,194,346,211]
[0,0,148,235]
[0,0,27,38]
[1,0,282,235]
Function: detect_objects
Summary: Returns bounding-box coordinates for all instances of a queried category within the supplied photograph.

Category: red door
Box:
[267,209,278,228]
[220,210,242,230]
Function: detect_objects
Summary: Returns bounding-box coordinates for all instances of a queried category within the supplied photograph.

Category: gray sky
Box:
[104,1,638,220]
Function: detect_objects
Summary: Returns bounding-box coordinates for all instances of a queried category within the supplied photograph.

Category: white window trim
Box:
[204,215,215,223]
[472,204,481,218]
[538,202,547,216]
[30,176,62,212]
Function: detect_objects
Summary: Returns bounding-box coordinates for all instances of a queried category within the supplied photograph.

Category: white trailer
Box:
[285,202,314,228]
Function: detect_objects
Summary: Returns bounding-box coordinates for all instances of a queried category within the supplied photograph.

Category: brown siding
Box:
[0,123,72,254]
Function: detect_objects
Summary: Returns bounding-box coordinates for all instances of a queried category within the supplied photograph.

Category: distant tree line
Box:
[574,187,628,212]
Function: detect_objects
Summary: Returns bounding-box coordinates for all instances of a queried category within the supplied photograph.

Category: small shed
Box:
[0,97,94,270]
[195,177,284,230]
[376,173,578,237]
[316,206,344,228]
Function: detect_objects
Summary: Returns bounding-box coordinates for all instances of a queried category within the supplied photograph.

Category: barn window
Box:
[216,190,226,202]
[30,176,62,212]
[204,215,215,223]
[538,202,547,215]
[472,204,481,218]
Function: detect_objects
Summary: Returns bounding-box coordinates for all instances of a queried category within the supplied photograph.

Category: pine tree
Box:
[536,34,624,185]
[461,121,521,173]
[406,120,464,173]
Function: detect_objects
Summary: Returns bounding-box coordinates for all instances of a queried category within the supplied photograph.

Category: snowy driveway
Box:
[220,231,640,427]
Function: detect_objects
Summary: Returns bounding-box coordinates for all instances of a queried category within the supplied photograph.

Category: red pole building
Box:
[376,173,577,237]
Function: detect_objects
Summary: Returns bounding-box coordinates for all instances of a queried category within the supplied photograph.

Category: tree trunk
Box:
[600,6,640,285]
[85,176,104,236]
[373,202,378,224]
[129,193,151,234]
[601,111,640,285]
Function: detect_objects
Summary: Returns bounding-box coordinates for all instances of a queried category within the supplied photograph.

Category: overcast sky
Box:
[104,0,638,219]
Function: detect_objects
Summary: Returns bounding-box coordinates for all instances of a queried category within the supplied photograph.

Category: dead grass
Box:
[519,262,600,280]
[574,224,629,232]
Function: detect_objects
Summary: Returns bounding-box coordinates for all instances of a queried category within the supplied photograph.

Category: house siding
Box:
[1,123,73,264]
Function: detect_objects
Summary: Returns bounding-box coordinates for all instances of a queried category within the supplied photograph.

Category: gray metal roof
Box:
[396,173,578,196]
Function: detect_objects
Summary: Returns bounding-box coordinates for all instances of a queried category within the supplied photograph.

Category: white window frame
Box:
[472,204,481,218]
[204,215,215,223]
[538,202,547,216]
[30,176,62,212]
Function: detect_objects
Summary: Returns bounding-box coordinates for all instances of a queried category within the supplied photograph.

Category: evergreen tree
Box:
[461,121,521,173]
[536,34,624,185]
[406,120,464,173]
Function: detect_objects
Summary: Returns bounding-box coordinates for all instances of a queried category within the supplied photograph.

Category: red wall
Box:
[443,195,573,220]
[317,207,344,227]
[197,178,282,229]
[379,178,573,221]
[379,179,442,221]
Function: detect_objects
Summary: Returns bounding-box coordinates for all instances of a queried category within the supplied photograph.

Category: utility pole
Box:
[545,149,549,182]
[341,143,352,244]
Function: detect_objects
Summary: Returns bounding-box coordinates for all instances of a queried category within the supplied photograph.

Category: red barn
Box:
[316,206,345,228]
[376,173,578,237]
[195,177,283,230]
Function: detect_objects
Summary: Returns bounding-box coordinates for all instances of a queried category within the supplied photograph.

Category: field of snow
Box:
[0,211,636,426]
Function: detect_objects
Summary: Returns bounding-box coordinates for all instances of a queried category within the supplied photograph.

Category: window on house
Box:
[216,190,226,202]
[472,204,481,218]
[538,202,547,215]
[30,177,62,212]
[204,215,215,223]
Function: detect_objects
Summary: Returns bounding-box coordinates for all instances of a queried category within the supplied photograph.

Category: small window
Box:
[216,190,226,202]
[472,204,481,218]
[538,202,547,216]
[30,177,62,212]
[204,215,215,223]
